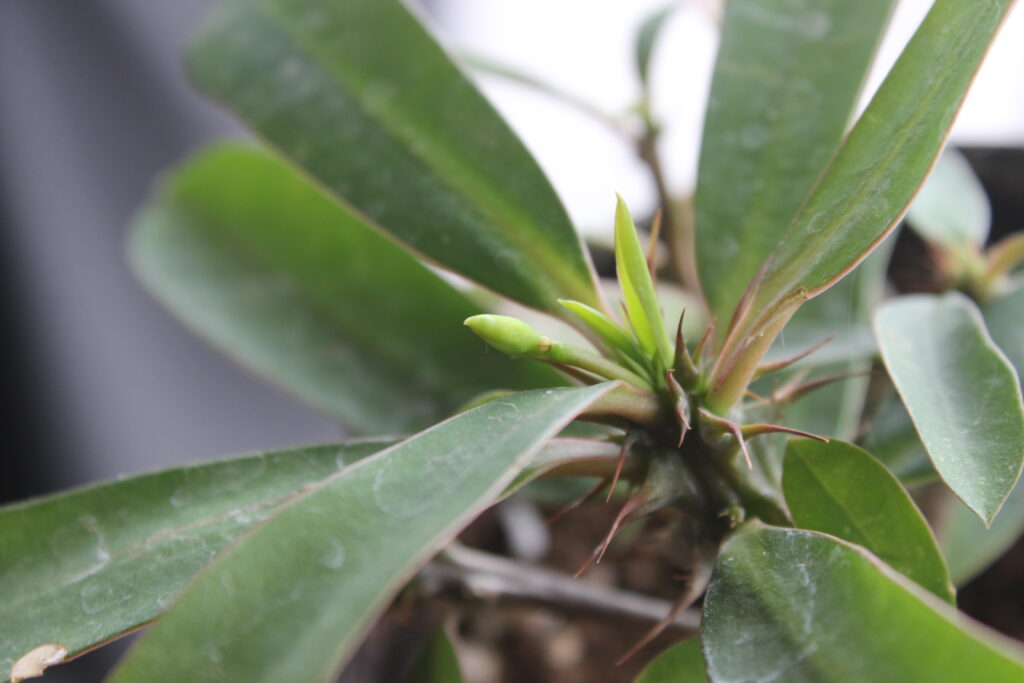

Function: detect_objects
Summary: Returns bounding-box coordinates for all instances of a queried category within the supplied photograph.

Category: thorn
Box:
[665,371,692,446]
[646,208,664,278]
[606,434,637,502]
[773,368,874,404]
[693,319,715,364]
[574,496,640,578]
[753,334,837,380]
[744,389,770,403]
[699,408,751,469]
[546,478,610,526]
[673,312,701,388]
[742,423,829,442]
[616,557,713,665]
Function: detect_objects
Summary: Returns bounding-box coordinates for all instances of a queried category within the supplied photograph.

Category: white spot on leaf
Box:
[10,643,66,682]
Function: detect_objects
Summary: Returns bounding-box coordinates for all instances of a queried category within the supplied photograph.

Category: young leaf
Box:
[695,0,896,339]
[702,525,1024,682]
[108,385,614,683]
[615,196,673,367]
[874,293,1024,525]
[783,439,954,602]
[740,0,1014,318]
[906,147,991,251]
[0,440,391,679]
[132,144,561,435]
[186,0,601,315]
[635,638,708,683]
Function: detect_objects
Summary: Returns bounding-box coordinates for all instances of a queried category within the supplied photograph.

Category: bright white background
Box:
[436,0,1024,233]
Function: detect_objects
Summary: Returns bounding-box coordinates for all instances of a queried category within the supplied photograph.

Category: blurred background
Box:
[1,0,1022,680]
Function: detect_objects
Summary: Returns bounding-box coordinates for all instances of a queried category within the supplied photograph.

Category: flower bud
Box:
[464,315,551,356]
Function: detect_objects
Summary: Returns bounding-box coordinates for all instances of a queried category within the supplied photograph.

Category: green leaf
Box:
[0,440,391,680]
[635,4,676,87]
[406,628,463,683]
[941,284,1024,583]
[783,439,953,602]
[636,638,708,683]
[906,147,990,251]
[558,299,645,367]
[108,385,613,683]
[739,0,1014,331]
[187,0,600,315]
[615,196,672,367]
[702,525,1024,682]
[132,144,560,434]
[874,292,1024,525]
[695,0,895,337]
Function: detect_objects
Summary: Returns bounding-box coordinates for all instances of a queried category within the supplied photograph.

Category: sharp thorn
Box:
[754,333,838,380]
[743,423,829,442]
[546,478,609,526]
[606,434,636,503]
[574,496,640,578]
[693,319,715,363]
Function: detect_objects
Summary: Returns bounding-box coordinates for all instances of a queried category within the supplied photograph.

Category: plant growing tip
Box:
[464,314,551,356]
[465,314,653,390]
[614,195,674,370]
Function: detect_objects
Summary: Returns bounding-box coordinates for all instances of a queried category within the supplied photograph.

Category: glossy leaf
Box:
[783,439,953,602]
[132,144,560,434]
[406,628,463,683]
[702,525,1024,682]
[941,285,1024,583]
[696,0,895,337]
[636,638,708,683]
[730,0,1015,359]
[109,385,613,683]
[875,293,1024,524]
[187,0,600,314]
[0,440,391,680]
[906,147,990,250]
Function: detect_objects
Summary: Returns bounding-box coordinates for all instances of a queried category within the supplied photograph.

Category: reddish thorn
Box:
[724,420,753,469]
[693,320,715,363]
[744,389,770,403]
[546,478,609,526]
[754,333,837,379]
[605,437,633,503]
[743,423,829,442]
[574,496,640,578]
[615,576,700,665]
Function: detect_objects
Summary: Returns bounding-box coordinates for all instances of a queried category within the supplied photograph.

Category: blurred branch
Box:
[419,544,701,630]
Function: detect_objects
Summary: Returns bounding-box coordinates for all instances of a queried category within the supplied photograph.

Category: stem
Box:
[548,342,653,390]
[421,545,700,630]
[581,383,663,428]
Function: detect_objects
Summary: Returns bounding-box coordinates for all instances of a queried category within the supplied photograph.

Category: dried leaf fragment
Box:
[10,643,66,682]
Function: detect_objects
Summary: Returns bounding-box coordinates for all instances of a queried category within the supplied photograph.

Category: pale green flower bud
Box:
[464,315,551,357]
